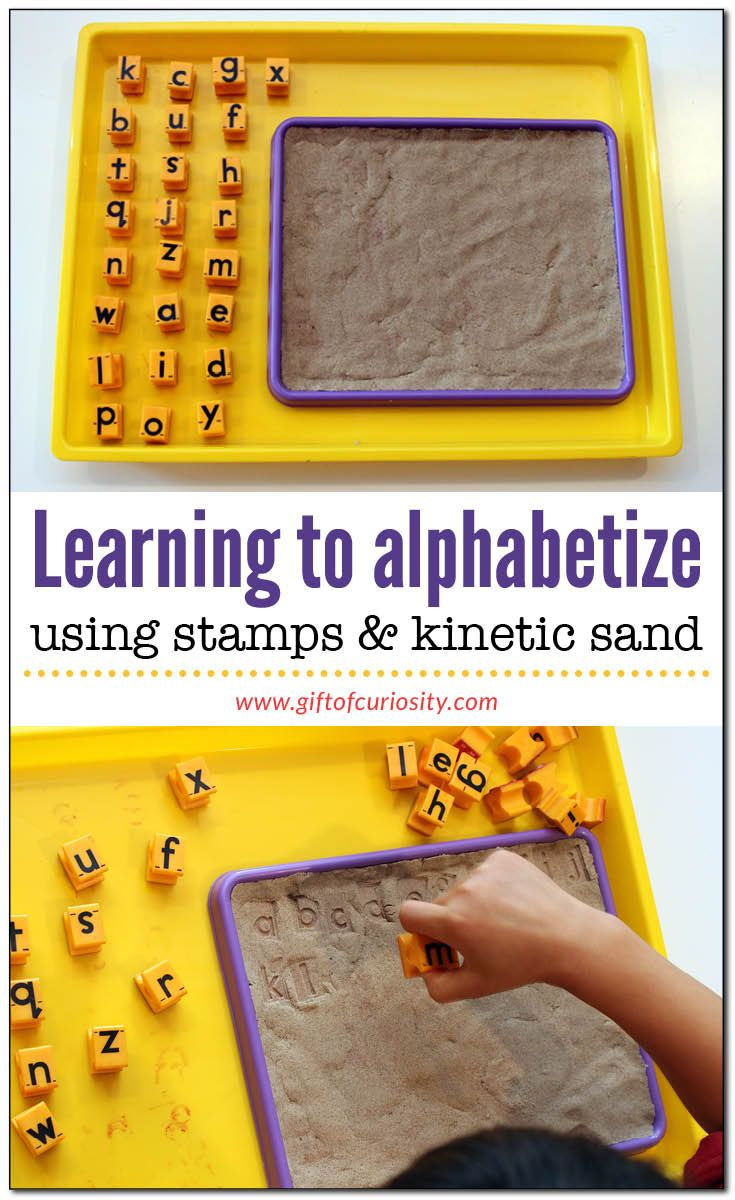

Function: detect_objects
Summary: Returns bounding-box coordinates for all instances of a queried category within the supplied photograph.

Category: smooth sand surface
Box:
[280,126,626,395]
[232,841,654,1187]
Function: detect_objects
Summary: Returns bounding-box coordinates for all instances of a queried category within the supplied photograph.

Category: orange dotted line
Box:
[23,668,712,679]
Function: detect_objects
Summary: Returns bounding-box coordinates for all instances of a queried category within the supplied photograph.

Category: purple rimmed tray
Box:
[267,117,635,409]
[208,829,664,1187]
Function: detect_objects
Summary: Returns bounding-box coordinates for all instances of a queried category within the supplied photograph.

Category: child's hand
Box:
[401,848,723,1134]
[399,848,604,1003]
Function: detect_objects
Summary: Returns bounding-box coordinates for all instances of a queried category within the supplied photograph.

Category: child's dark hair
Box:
[385,1128,677,1189]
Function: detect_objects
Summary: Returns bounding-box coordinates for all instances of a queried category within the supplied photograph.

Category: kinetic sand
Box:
[281,126,625,394]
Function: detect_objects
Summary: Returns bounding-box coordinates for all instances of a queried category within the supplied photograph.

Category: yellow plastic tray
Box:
[11,726,699,1187]
[52,22,680,463]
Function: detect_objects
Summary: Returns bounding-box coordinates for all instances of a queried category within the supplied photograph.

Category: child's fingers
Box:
[422,965,486,1004]
[399,898,455,941]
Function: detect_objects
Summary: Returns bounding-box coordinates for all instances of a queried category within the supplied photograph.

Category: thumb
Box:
[399,899,454,942]
[423,965,487,1005]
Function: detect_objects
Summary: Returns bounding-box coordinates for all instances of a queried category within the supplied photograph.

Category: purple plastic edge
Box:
[267,116,636,408]
[208,828,665,1187]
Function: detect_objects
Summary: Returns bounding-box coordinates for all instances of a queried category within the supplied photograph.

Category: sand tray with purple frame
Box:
[209,829,664,1188]
[269,118,635,408]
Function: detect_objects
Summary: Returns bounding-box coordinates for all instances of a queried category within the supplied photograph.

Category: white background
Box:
[618,726,721,994]
[10,7,722,492]
[13,490,722,725]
